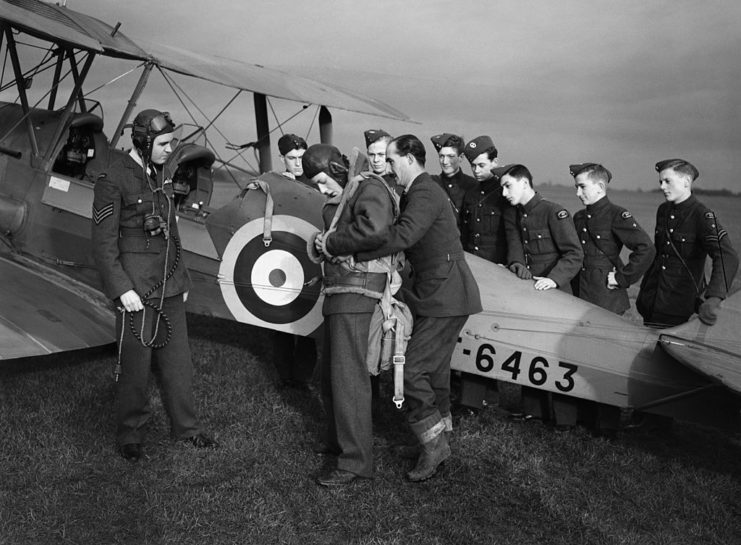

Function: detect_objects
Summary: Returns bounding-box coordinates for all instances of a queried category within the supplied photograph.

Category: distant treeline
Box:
[645,188,739,197]
[537,183,738,196]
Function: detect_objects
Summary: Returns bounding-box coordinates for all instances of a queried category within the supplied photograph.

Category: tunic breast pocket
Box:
[673,232,700,258]
[482,209,502,233]
[529,228,554,253]
[591,229,618,256]
[122,192,154,217]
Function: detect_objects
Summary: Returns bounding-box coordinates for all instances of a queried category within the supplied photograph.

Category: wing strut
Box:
[111,62,154,150]
[43,51,95,165]
[3,24,38,156]
[319,106,332,145]
[254,92,271,173]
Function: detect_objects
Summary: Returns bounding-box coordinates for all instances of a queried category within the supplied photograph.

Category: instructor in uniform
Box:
[637,158,738,327]
[570,163,655,314]
[92,109,215,461]
[335,134,482,482]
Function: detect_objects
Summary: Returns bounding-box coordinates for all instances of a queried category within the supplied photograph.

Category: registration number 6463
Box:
[474,343,578,393]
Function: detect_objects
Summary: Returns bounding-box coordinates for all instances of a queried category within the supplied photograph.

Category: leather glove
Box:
[698,296,722,325]
[509,262,532,280]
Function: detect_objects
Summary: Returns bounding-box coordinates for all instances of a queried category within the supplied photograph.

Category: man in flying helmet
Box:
[92,108,216,462]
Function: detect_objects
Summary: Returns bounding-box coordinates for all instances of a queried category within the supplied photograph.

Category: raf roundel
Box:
[218,215,324,336]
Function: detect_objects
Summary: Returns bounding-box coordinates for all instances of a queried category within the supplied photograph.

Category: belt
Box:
[323,271,387,292]
[413,250,465,270]
[119,227,146,237]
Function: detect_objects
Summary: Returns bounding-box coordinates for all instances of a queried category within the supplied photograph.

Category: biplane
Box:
[1,0,739,433]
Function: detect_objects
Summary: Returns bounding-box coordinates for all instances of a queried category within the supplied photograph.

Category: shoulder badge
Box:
[621,210,632,219]
[704,211,715,219]
[557,209,569,220]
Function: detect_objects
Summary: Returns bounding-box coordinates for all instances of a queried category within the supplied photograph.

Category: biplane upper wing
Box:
[143,41,410,121]
[0,0,409,120]
[0,255,115,360]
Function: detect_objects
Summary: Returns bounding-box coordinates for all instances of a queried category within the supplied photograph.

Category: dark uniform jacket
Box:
[572,196,655,314]
[91,152,191,301]
[432,169,476,227]
[323,175,398,315]
[460,177,509,264]
[355,173,482,318]
[504,192,583,293]
[637,195,739,324]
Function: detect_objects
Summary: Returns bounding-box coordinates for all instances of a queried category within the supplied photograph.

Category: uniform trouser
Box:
[115,295,201,446]
[405,315,468,426]
[272,331,317,383]
[321,312,374,478]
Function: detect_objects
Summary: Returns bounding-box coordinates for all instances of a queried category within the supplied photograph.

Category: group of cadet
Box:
[90,107,738,487]
[292,129,739,485]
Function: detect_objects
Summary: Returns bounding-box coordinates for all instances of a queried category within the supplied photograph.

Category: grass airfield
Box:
[2,314,740,545]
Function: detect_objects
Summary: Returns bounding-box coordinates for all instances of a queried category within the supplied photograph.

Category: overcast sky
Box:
[63,0,741,190]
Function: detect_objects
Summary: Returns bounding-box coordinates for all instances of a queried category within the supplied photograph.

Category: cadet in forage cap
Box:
[570,163,655,315]
[430,133,476,226]
[500,163,583,428]
[277,133,310,185]
[459,135,509,264]
[636,159,738,327]
[365,129,400,194]
[272,133,318,389]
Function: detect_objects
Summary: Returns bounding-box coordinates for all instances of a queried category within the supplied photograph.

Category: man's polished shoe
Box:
[315,469,361,487]
[184,433,219,449]
[119,443,142,462]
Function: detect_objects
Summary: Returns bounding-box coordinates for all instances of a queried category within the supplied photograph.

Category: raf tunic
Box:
[322,175,397,478]
[432,169,477,228]
[637,195,739,327]
[572,196,655,314]
[92,150,201,447]
[354,173,482,429]
[504,192,583,293]
[460,177,509,264]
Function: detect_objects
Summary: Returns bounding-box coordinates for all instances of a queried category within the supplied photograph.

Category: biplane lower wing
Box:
[0,254,115,359]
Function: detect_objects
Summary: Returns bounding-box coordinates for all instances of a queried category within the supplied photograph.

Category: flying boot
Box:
[406,415,450,482]
[395,411,453,459]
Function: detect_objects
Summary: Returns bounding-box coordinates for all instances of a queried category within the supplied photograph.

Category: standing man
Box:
[430,133,476,227]
[500,164,583,427]
[459,135,509,264]
[272,133,317,389]
[501,164,583,292]
[365,129,393,179]
[637,159,738,327]
[570,163,655,314]
[305,144,400,486]
[278,133,310,184]
[331,134,482,482]
[92,109,216,461]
